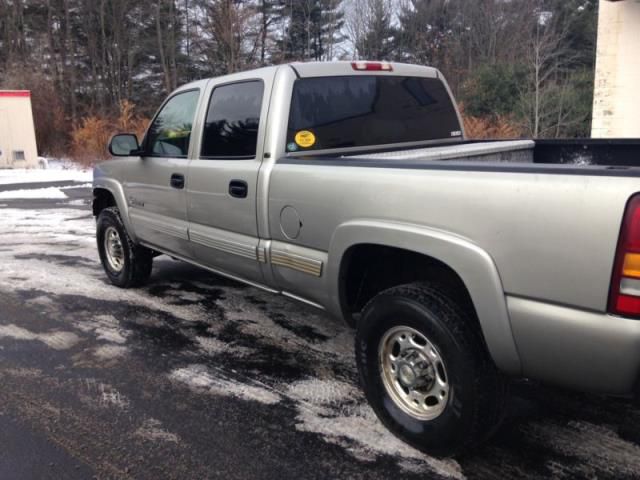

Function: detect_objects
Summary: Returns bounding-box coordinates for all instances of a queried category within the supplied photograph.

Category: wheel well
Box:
[92,188,116,217]
[339,244,477,326]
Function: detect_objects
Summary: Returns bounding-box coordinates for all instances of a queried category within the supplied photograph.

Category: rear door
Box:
[123,88,201,258]
[186,71,274,284]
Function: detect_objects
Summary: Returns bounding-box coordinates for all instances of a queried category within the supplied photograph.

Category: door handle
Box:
[228,180,248,198]
[170,173,185,189]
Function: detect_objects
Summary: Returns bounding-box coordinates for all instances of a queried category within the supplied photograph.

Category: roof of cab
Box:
[175,65,282,93]
[289,61,439,79]
[174,61,439,93]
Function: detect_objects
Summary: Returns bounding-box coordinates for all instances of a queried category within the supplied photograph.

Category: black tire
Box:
[96,207,153,288]
[355,282,506,457]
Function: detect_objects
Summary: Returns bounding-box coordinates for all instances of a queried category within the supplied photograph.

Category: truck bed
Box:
[344,138,640,167]
[348,140,534,163]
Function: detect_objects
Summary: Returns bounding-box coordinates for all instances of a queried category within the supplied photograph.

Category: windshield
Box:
[286,75,462,153]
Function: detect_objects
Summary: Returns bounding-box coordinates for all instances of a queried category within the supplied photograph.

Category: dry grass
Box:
[458,104,523,140]
[71,101,149,166]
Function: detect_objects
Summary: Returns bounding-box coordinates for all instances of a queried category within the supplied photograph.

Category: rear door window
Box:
[286,76,461,153]
[201,80,264,159]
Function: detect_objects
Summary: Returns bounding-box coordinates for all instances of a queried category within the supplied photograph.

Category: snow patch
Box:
[0,187,68,199]
[27,295,55,307]
[286,378,463,478]
[295,399,463,478]
[0,209,205,325]
[3,367,43,378]
[95,327,127,344]
[288,378,360,405]
[94,344,129,360]
[66,199,88,206]
[215,288,352,359]
[170,365,281,405]
[80,378,129,409]
[195,336,255,357]
[0,324,80,350]
[75,315,129,344]
[60,183,93,190]
[0,165,92,185]
[135,418,180,444]
[99,384,130,409]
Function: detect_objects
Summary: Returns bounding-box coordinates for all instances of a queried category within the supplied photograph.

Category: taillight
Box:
[351,61,393,72]
[609,194,640,317]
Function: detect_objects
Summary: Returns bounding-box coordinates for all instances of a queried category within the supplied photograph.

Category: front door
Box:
[187,75,272,284]
[123,88,201,258]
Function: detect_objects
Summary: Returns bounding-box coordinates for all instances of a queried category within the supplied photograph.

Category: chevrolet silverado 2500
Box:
[93,61,640,456]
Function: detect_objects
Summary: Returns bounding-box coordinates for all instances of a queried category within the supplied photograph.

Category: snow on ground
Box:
[0,159,92,185]
[0,183,92,199]
[170,365,283,406]
[0,187,69,199]
[135,418,180,444]
[0,186,464,477]
[0,324,81,350]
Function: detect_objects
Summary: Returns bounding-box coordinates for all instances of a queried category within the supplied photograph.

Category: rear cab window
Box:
[286,75,461,153]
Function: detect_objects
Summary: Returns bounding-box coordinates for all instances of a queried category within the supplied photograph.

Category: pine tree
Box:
[354,0,395,60]
[276,0,344,61]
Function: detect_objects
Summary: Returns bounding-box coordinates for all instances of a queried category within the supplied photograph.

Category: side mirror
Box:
[109,134,142,157]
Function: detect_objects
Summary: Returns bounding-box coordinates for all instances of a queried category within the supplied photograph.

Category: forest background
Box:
[0,0,598,162]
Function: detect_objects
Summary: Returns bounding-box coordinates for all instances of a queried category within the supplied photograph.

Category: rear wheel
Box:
[97,207,153,288]
[355,282,506,457]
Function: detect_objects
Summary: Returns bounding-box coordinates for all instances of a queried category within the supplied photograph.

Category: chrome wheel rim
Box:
[104,226,125,272]
[379,326,449,420]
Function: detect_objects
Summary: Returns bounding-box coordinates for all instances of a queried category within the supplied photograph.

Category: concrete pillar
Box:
[592,0,640,138]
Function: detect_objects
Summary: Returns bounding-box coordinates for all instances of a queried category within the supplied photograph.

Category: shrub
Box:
[71,101,149,166]
[70,116,112,165]
[460,63,527,119]
[116,100,149,139]
[463,114,522,140]
[459,104,522,140]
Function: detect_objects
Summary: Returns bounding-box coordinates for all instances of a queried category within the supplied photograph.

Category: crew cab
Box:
[93,61,640,456]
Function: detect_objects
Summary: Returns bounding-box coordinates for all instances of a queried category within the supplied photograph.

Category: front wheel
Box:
[355,282,506,457]
[96,207,153,288]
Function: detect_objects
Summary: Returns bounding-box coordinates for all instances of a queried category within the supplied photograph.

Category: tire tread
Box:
[357,281,507,456]
[97,207,153,288]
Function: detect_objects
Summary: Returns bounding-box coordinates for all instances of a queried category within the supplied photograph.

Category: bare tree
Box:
[519,7,577,137]
[157,0,179,93]
[196,0,260,75]
[346,0,394,60]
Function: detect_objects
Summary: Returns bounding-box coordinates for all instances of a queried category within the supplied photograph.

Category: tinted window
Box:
[201,81,264,158]
[286,76,461,152]
[146,90,200,157]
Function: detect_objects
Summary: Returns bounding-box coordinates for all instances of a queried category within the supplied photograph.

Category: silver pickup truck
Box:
[93,61,640,456]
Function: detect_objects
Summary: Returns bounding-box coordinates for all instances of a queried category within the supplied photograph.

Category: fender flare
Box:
[327,220,521,375]
[92,177,138,243]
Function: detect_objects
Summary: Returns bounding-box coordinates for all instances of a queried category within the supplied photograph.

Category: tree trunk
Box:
[156,1,172,93]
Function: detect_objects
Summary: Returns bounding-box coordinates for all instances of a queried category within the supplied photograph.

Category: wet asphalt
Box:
[1,181,640,479]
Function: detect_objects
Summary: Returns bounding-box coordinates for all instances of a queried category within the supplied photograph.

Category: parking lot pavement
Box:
[1,182,640,479]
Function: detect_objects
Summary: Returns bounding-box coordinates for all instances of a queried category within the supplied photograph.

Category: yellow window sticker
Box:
[294,130,316,148]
